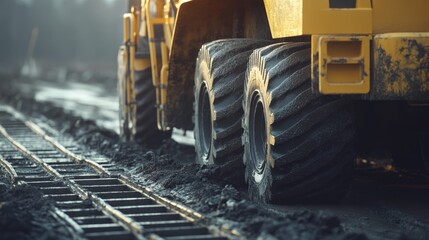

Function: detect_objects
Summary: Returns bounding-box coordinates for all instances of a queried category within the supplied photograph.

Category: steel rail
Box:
[118,177,240,237]
[1,107,213,225]
[0,106,234,239]
[0,148,86,239]
[50,208,86,240]
[0,106,111,176]
[0,153,18,183]
[0,124,147,240]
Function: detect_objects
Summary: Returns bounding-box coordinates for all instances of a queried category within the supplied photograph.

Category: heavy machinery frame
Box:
[118,0,429,202]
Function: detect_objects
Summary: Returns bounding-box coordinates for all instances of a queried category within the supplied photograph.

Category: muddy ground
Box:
[1,75,429,240]
[0,172,74,240]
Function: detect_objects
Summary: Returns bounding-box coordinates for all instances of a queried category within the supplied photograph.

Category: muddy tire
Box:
[133,68,171,144]
[117,41,170,145]
[243,42,356,203]
[194,39,271,166]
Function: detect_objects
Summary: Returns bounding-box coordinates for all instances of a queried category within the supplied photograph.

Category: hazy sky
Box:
[0,0,127,71]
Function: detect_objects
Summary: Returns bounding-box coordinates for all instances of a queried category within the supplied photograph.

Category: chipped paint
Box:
[371,33,429,100]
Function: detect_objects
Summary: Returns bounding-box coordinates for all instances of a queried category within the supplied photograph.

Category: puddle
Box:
[33,80,119,133]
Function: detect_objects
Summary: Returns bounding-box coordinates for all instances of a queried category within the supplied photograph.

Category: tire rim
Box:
[198,83,212,162]
[249,90,267,183]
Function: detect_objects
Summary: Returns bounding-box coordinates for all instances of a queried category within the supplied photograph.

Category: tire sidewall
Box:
[194,60,216,165]
[243,65,273,203]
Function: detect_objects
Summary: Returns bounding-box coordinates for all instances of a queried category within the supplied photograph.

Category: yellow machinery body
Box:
[123,0,429,131]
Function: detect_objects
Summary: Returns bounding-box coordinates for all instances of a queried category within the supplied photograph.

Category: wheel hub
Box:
[197,83,212,162]
[249,91,268,181]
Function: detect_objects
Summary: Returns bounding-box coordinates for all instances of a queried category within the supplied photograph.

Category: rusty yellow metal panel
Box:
[372,33,429,100]
[372,0,429,34]
[263,0,372,38]
[312,35,370,94]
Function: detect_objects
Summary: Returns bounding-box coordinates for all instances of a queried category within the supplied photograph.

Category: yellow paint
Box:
[313,35,370,94]
[122,12,138,138]
[263,0,429,39]
[124,0,429,131]
[374,33,429,96]
[143,0,175,131]
[134,59,151,71]
[372,0,429,34]
[263,0,372,38]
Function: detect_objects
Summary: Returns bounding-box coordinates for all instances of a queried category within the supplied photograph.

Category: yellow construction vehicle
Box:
[118,0,429,203]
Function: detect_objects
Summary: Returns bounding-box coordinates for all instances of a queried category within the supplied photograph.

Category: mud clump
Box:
[0,173,73,240]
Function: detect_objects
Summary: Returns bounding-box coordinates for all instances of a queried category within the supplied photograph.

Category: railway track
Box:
[0,106,234,240]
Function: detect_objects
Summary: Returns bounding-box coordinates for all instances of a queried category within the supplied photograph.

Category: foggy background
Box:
[0,0,126,77]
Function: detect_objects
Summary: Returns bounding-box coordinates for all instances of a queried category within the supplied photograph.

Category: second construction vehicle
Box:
[118,0,429,203]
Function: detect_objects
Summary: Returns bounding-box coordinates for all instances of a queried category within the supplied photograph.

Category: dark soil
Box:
[0,88,370,240]
[0,172,74,240]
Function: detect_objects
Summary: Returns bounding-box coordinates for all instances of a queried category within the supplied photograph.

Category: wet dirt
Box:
[1,76,429,239]
[0,172,74,240]
[0,80,363,239]
[3,83,365,239]
[7,76,119,132]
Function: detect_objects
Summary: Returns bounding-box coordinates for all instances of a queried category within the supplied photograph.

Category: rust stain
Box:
[376,47,408,95]
[374,36,429,100]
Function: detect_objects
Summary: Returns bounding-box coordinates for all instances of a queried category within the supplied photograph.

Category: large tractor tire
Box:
[117,42,170,145]
[133,68,171,144]
[243,42,356,203]
[194,39,270,170]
